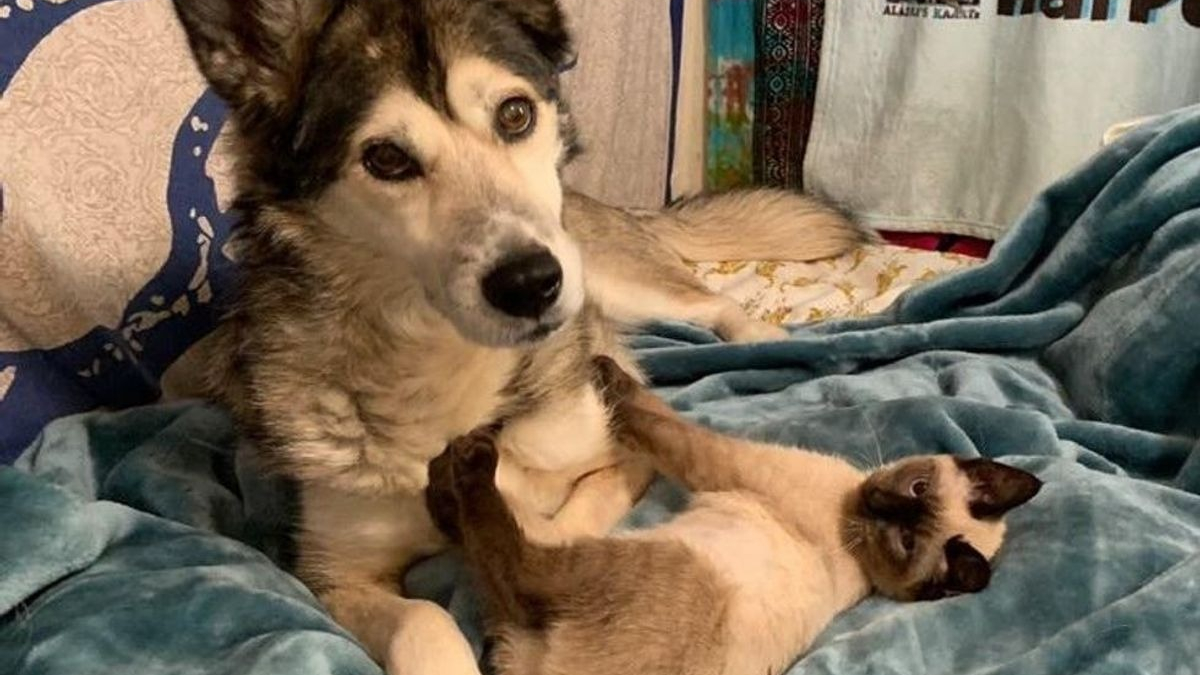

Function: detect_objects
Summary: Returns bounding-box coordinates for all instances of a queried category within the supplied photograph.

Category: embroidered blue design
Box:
[0,2,235,461]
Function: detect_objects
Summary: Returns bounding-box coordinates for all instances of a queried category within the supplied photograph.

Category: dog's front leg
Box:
[298,485,479,675]
[319,583,480,675]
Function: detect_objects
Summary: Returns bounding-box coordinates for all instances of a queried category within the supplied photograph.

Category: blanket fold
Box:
[3,405,372,675]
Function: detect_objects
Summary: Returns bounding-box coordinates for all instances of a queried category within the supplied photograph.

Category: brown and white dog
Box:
[170,1,867,673]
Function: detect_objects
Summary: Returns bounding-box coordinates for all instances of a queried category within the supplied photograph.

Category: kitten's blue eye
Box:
[909,478,929,497]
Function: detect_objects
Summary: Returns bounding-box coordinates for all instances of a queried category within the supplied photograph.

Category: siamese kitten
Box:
[426,357,1042,675]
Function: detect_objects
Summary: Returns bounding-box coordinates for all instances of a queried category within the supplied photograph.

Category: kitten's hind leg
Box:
[593,356,765,494]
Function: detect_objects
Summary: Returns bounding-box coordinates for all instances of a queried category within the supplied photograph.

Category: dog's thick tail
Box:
[647,188,872,262]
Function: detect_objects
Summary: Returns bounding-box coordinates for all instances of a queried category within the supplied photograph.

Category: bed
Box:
[3,3,1199,675]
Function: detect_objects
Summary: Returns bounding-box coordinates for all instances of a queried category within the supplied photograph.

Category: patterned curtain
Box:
[752,0,826,191]
[705,0,826,192]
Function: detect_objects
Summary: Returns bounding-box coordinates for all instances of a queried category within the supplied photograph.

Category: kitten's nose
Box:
[863,486,890,517]
[482,248,563,319]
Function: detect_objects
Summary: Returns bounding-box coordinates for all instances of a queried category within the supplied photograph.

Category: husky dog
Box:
[171,1,867,673]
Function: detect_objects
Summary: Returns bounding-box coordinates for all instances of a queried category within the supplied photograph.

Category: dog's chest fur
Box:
[248,310,621,581]
[212,224,630,577]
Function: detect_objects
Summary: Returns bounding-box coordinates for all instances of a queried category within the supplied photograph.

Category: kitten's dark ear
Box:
[488,0,575,68]
[172,0,342,121]
[944,536,991,594]
[956,458,1043,519]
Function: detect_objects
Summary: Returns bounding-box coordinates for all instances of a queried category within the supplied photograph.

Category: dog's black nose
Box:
[482,248,563,319]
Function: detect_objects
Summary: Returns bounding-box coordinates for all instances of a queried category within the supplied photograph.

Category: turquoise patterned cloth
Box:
[5,107,1200,674]
[705,0,756,190]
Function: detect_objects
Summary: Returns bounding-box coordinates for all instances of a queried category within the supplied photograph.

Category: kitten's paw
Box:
[449,431,499,491]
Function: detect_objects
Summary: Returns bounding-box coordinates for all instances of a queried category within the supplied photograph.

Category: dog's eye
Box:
[362,142,421,181]
[495,96,536,141]
[909,478,929,497]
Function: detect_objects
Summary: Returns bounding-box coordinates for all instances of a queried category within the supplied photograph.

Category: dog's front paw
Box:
[385,601,481,675]
[718,317,789,343]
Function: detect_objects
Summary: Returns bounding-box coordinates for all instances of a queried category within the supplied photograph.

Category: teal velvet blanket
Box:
[5,106,1200,674]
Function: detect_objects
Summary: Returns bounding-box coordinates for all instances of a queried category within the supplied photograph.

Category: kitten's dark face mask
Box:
[845,456,1042,602]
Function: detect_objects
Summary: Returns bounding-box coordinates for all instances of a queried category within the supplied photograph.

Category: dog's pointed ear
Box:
[172,0,341,119]
[487,0,575,69]
[956,458,1043,519]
